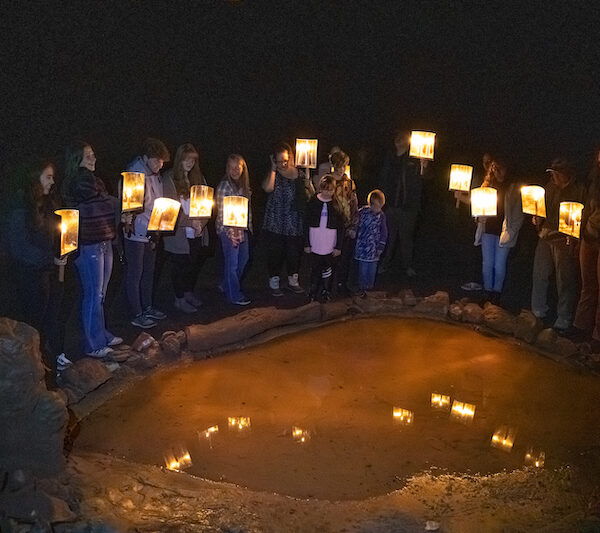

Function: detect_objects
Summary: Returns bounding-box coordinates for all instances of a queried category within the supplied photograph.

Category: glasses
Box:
[275,159,289,165]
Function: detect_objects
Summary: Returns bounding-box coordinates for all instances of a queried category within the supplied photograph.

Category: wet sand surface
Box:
[75,317,600,501]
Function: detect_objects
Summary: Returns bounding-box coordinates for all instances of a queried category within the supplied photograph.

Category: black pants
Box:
[168,239,210,298]
[264,230,304,278]
[16,264,64,376]
[335,234,356,291]
[309,253,335,298]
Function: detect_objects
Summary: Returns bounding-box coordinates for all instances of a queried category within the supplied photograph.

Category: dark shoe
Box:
[131,314,157,329]
[144,306,166,320]
[233,297,251,306]
[271,287,284,297]
[563,326,590,343]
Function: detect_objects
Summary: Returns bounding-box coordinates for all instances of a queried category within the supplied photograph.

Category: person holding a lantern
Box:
[216,154,253,305]
[5,159,73,378]
[62,141,121,358]
[315,145,342,189]
[123,138,170,329]
[262,142,313,296]
[531,158,584,331]
[573,148,600,345]
[162,143,211,314]
[377,130,430,277]
[330,150,358,294]
[473,157,524,301]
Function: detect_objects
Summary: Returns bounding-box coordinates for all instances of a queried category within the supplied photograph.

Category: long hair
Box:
[273,142,296,167]
[21,160,58,231]
[172,143,204,199]
[62,140,90,203]
[225,154,250,197]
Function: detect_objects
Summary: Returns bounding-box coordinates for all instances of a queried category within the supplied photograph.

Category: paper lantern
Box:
[470,187,497,217]
[491,426,516,452]
[295,139,318,169]
[292,426,311,444]
[345,165,351,180]
[450,400,476,423]
[121,172,145,212]
[223,196,249,228]
[431,393,451,410]
[524,448,545,468]
[449,164,473,192]
[189,185,214,218]
[558,201,583,239]
[521,186,546,217]
[392,407,413,425]
[228,416,251,432]
[147,198,181,232]
[163,448,192,471]
[409,131,436,160]
[55,209,79,257]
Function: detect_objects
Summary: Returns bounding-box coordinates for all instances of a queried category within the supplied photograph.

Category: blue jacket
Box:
[354,206,388,262]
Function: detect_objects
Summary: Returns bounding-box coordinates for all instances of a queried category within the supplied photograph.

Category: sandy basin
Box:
[75,317,600,503]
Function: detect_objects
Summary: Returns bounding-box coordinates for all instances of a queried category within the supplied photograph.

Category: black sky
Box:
[2,0,599,184]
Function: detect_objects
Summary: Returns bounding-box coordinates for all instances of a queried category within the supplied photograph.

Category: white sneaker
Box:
[86,347,114,358]
[56,353,73,371]
[108,336,124,347]
[175,297,198,314]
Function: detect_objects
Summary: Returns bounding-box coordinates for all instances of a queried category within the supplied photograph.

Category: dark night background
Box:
[0,0,599,329]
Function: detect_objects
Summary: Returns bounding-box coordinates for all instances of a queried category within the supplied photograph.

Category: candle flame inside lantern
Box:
[450,400,476,422]
[121,172,145,212]
[295,139,318,169]
[201,425,219,439]
[292,426,311,444]
[524,448,545,468]
[54,209,79,257]
[147,198,181,231]
[521,185,546,217]
[449,164,473,192]
[222,196,249,228]
[164,448,193,471]
[228,416,251,431]
[470,187,497,217]
[392,407,414,425]
[558,201,584,239]
[345,165,351,180]
[491,426,517,451]
[189,185,214,218]
[431,393,451,409]
[409,131,436,160]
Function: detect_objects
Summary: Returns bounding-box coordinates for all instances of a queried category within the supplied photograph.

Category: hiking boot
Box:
[287,273,305,294]
[131,313,157,329]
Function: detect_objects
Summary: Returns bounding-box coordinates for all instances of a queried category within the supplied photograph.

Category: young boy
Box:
[304,175,345,302]
[354,190,388,296]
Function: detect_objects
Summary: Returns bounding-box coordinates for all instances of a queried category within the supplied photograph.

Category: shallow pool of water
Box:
[75,317,600,500]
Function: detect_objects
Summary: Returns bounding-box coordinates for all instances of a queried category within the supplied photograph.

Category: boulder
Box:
[160,336,181,359]
[483,303,516,334]
[0,317,68,476]
[535,328,578,357]
[514,310,543,343]
[175,330,187,349]
[449,303,463,321]
[414,291,450,316]
[462,303,484,324]
[186,303,321,352]
[131,332,156,352]
[320,301,351,322]
[60,358,112,396]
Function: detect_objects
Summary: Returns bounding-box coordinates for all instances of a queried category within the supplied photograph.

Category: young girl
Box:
[304,175,344,302]
[163,143,210,313]
[216,154,253,305]
[354,189,388,296]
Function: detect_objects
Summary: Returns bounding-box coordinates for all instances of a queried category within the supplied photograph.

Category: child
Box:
[354,189,388,296]
[304,175,344,302]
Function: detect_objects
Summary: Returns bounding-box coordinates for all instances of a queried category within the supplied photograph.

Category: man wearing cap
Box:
[531,158,585,331]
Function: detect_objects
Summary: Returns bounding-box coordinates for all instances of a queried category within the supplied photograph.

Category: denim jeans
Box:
[481,233,510,292]
[356,259,378,290]
[74,240,114,352]
[124,239,156,317]
[219,231,249,303]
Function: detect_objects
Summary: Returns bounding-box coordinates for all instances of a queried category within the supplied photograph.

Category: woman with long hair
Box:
[216,154,252,305]
[5,159,72,378]
[163,143,211,313]
[63,141,120,358]
[262,142,313,296]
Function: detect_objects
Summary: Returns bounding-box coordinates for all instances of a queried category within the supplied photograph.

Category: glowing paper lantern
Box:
[164,453,180,472]
[163,448,192,471]
[295,139,318,169]
[449,164,473,192]
[491,426,516,452]
[409,131,436,160]
[450,400,476,423]
[470,187,497,217]
[55,209,79,257]
[292,426,311,444]
[392,407,413,425]
[345,165,351,180]
[223,196,249,228]
[189,185,214,218]
[147,198,181,232]
[431,393,451,410]
[228,416,251,432]
[558,201,583,239]
[521,186,546,217]
[524,448,545,468]
[121,172,145,212]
